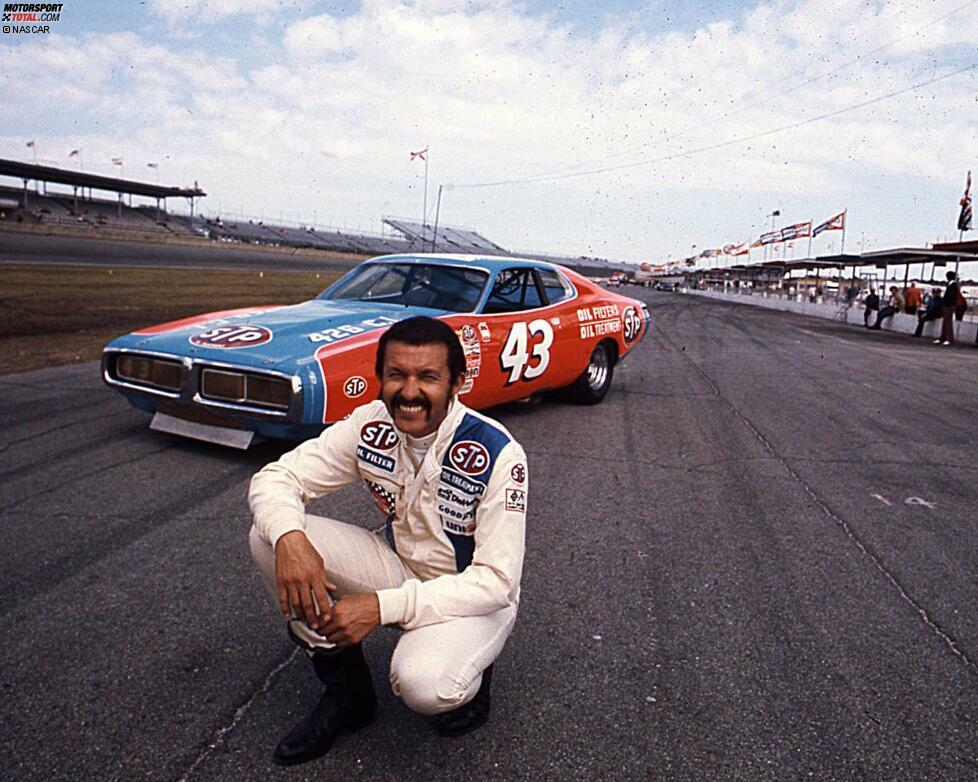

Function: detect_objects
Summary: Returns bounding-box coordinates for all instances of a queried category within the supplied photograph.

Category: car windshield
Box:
[321,263,489,312]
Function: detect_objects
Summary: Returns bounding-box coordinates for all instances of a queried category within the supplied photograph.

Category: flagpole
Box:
[955,227,961,276]
[431,185,443,253]
[423,148,429,243]
[807,219,813,259]
[840,208,847,254]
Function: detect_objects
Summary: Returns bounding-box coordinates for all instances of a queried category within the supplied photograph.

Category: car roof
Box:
[368,253,561,274]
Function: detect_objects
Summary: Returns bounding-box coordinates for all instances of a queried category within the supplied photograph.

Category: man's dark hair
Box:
[946,270,957,280]
[375,316,467,385]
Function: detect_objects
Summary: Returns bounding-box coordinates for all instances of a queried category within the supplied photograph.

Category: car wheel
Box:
[567,342,614,404]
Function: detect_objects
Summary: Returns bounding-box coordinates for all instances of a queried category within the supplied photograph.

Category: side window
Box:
[484,269,545,313]
[537,268,575,304]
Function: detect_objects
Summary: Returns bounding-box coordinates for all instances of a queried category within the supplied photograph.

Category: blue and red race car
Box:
[101,254,650,447]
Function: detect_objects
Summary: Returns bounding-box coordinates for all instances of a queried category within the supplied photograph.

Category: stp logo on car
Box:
[622,306,643,345]
[448,441,490,476]
[190,325,272,349]
[360,421,399,450]
[343,376,367,398]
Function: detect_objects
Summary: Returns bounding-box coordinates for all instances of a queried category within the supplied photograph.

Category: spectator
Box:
[904,282,922,315]
[869,286,904,329]
[936,271,960,345]
[955,286,968,322]
[864,288,880,327]
[913,288,943,337]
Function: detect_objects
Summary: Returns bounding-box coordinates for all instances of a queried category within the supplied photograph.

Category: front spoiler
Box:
[150,412,256,449]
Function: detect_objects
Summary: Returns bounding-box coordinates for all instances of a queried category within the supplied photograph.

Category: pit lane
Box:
[2,289,977,781]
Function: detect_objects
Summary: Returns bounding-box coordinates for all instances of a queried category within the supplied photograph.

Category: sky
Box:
[2,0,977,267]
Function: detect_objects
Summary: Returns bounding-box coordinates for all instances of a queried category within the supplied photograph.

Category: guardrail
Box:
[685,286,978,343]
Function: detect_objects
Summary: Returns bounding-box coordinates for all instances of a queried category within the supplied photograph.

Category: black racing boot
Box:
[435,665,493,738]
[273,644,377,766]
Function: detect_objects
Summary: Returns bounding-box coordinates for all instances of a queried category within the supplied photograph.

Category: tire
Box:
[566,342,614,404]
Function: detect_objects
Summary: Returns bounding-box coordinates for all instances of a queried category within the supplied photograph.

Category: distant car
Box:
[102,254,651,448]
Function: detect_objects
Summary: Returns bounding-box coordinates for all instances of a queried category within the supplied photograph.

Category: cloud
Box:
[148,0,301,19]
[2,0,977,260]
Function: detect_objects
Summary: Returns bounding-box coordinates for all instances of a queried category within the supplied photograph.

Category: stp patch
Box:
[360,420,399,450]
[448,440,491,476]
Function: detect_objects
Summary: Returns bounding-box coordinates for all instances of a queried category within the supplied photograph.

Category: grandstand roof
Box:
[859,246,978,264]
[689,249,977,275]
[0,158,204,199]
[932,239,978,254]
[758,254,864,270]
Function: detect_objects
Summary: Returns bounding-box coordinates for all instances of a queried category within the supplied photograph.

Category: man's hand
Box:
[274,531,337,631]
[322,593,381,646]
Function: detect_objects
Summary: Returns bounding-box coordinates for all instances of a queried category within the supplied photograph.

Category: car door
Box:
[451,266,578,407]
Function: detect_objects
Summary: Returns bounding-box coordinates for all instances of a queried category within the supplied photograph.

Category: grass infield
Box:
[0,264,341,375]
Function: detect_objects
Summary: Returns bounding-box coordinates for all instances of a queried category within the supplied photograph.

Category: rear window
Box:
[537,268,575,304]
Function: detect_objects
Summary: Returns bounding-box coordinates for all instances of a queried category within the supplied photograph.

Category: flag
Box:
[958,171,972,232]
[813,211,846,237]
[750,238,763,249]
[111,157,123,165]
[780,221,812,241]
[730,242,750,256]
[69,149,80,157]
[759,230,782,245]
[147,162,158,169]
[410,148,428,161]
[26,140,35,148]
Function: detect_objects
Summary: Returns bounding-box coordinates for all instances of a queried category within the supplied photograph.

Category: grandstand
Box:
[382,218,509,255]
[0,158,633,272]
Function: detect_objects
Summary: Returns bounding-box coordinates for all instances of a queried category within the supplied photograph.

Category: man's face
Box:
[380,340,462,437]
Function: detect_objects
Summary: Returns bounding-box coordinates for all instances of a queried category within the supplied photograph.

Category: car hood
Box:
[110,299,442,370]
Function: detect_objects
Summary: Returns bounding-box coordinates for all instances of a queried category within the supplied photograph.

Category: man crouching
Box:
[248,316,527,765]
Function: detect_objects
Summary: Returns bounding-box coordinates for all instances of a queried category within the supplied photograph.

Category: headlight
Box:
[116,355,182,391]
[201,369,245,402]
[246,374,291,409]
[200,368,291,411]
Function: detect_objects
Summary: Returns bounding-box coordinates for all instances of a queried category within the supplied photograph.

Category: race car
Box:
[101,254,650,448]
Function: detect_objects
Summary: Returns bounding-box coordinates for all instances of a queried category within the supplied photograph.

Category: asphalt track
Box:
[2,290,977,781]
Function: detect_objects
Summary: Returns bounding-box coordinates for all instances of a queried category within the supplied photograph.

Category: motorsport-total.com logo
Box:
[2,3,63,34]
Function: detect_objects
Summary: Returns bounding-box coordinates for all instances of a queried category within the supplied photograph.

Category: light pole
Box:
[431,185,444,253]
[764,209,780,261]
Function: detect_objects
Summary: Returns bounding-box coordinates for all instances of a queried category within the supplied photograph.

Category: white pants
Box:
[249,516,516,715]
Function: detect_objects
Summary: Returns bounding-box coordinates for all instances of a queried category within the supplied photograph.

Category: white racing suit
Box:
[249,399,527,715]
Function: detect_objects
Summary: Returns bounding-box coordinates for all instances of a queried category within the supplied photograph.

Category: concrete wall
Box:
[686,287,978,343]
